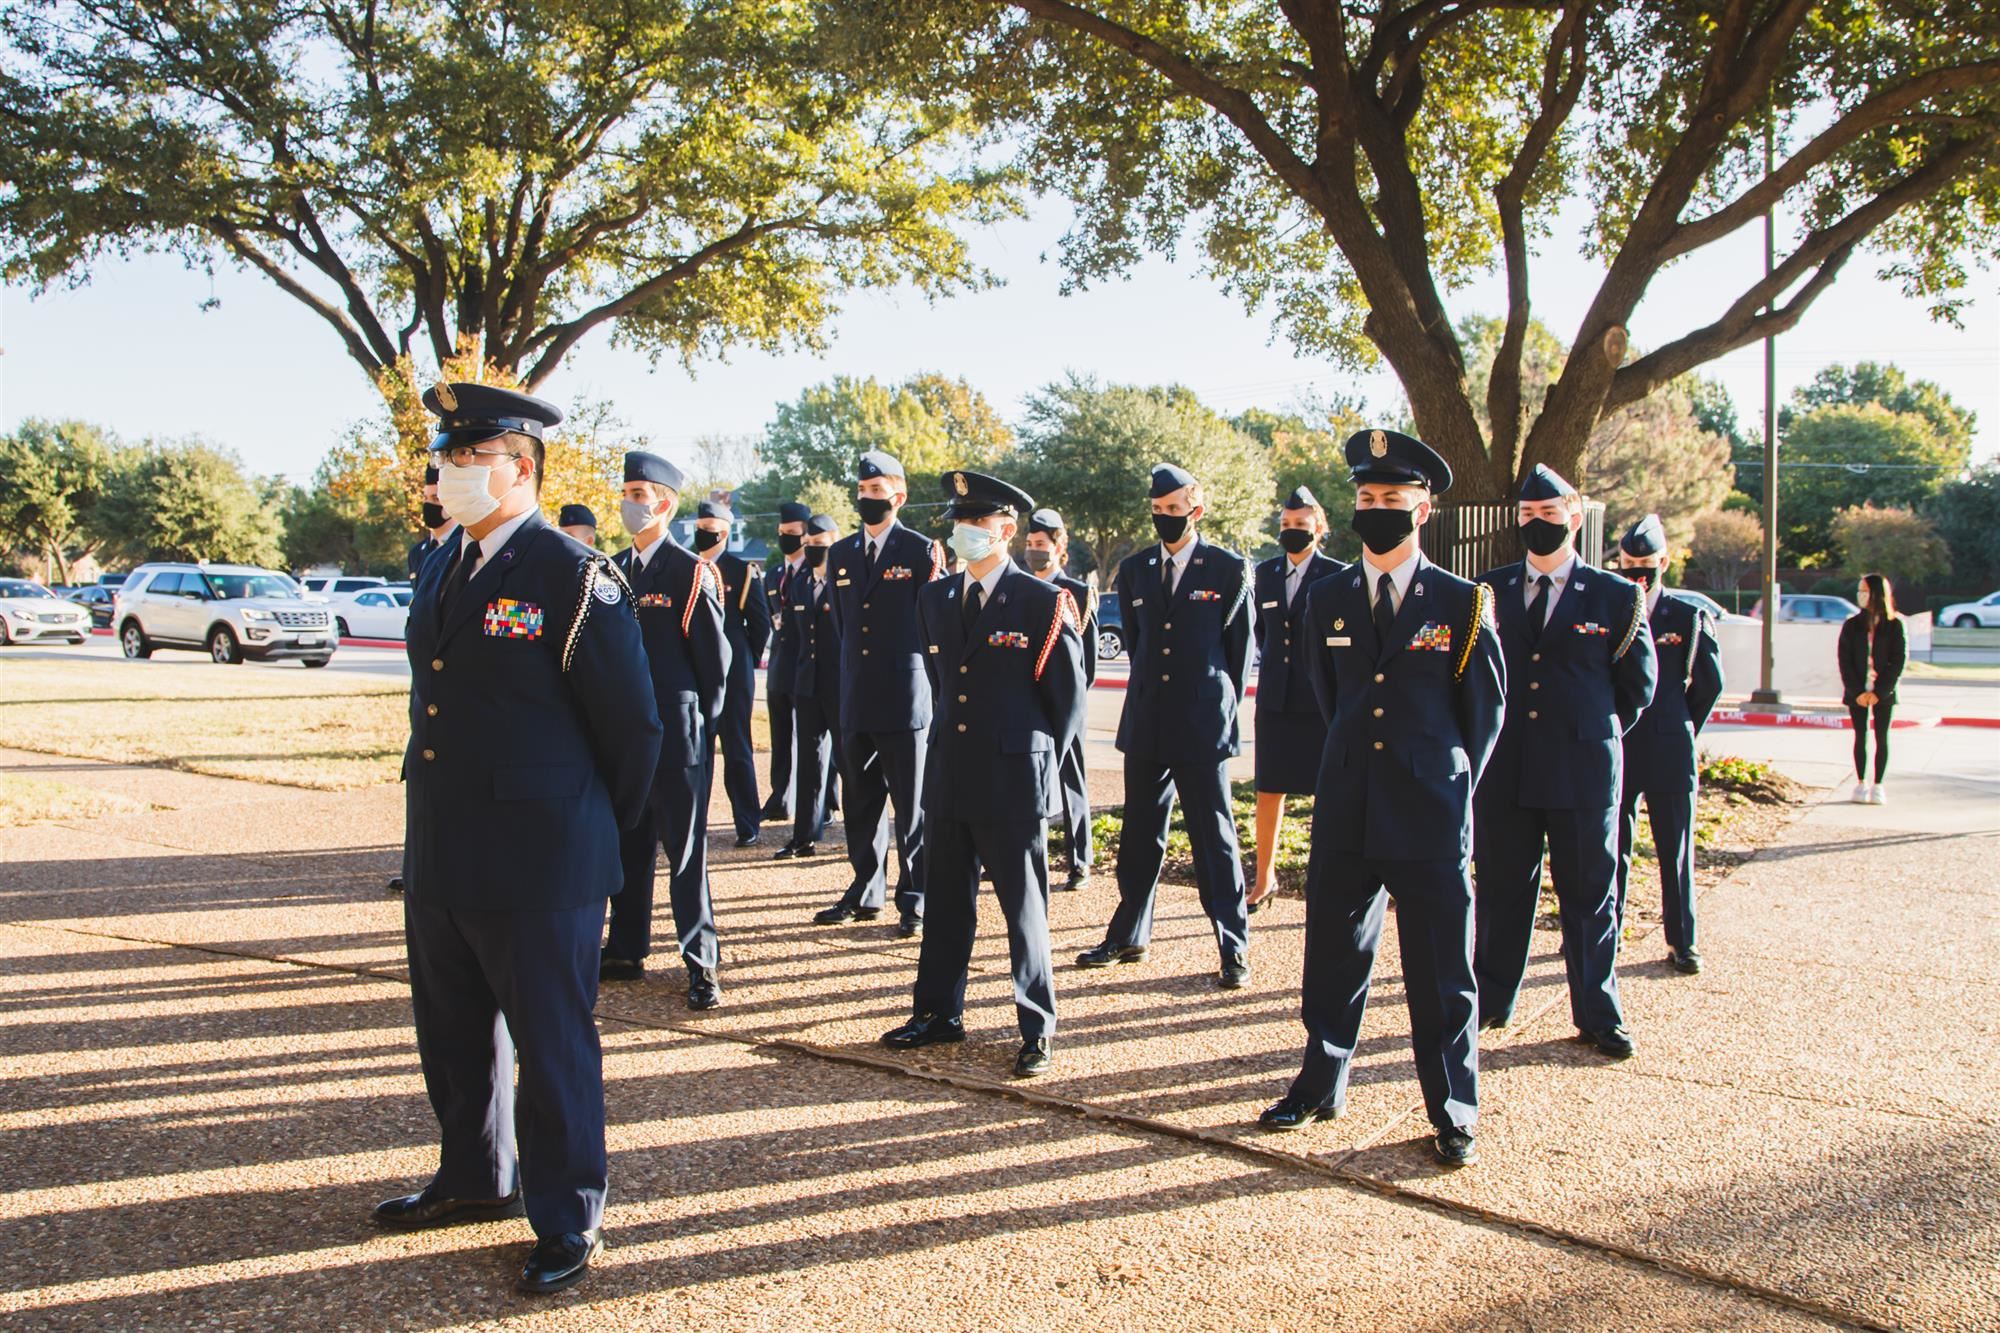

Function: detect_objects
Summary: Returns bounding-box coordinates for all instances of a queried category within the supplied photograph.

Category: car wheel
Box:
[68,635,86,645]
[335,616,351,638]
[1097,627,1125,661]
[209,626,243,664]
[120,620,152,659]
[1956,614,1980,628]
[302,656,332,669]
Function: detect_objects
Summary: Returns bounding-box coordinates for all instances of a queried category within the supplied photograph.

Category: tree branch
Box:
[209,219,387,378]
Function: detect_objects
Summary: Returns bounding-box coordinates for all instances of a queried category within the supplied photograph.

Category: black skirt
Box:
[1253,695,1326,795]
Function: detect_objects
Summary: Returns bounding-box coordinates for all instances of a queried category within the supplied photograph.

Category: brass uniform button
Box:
[1529,709,1540,720]
[959,665,969,674]
[1531,652,1542,662]
[1373,741,1384,751]
[956,723,967,733]
[1161,673,1171,682]
[1530,681,1540,690]
[431,658,444,671]
[1162,647,1172,656]
[1373,672,1385,683]
[957,694,967,703]
[426,704,438,717]
[422,749,436,761]
[1371,707,1383,717]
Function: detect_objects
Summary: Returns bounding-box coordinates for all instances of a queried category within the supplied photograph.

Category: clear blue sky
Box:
[2,196,1993,483]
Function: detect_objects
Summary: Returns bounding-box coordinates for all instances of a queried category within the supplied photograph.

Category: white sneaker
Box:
[1869,784,1887,805]
[1851,782,1873,804]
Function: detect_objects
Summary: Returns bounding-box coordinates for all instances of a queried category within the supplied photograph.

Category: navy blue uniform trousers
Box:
[914,815,1057,1042]
[838,728,925,920]
[404,891,607,1237]
[715,658,762,837]
[1289,854,1477,1132]
[1473,802,1623,1032]
[1106,755,1248,959]
[1616,783,1698,953]
[791,694,843,845]
[1056,739,1092,873]
[764,682,796,820]
[608,760,719,968]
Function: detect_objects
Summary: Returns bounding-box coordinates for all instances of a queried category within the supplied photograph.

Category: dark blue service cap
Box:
[1517,463,1577,502]
[806,514,839,535]
[1028,507,1065,535]
[1282,485,1319,511]
[695,499,733,521]
[940,469,1034,520]
[1345,428,1453,495]
[1620,513,1668,558]
[557,504,596,529]
[777,501,812,525]
[422,382,562,444]
[857,450,905,481]
[623,450,687,492]
[1150,463,1197,498]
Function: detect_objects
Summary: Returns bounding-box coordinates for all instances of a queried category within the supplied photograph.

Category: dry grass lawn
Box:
[0,772,159,826]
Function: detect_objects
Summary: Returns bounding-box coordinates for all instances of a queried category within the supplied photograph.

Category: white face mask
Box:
[949,522,1002,565]
[437,461,504,527]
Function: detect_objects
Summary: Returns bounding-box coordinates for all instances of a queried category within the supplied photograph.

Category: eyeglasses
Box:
[429,445,524,468]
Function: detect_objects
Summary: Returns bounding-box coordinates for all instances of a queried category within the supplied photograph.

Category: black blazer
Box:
[1838,613,1907,707]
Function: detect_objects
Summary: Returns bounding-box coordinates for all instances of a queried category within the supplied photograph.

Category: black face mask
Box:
[803,545,829,568]
[1152,512,1190,545]
[1622,564,1657,590]
[1024,548,1056,573]
[693,528,724,553]
[1278,528,1317,555]
[778,532,804,555]
[1350,506,1415,556]
[856,496,894,526]
[1520,517,1572,557]
[420,501,447,530]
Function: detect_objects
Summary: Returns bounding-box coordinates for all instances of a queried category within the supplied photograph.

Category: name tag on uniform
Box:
[883,565,914,581]
[792,603,807,613]
[928,644,940,653]
[1327,635,1351,647]
[1130,597,1145,606]
[483,598,544,640]
[637,593,671,609]
[1260,599,1279,609]
[836,578,852,587]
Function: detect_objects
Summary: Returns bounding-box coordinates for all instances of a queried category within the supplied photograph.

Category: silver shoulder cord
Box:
[562,558,637,673]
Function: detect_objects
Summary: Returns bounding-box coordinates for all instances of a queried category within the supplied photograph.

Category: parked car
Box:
[64,584,118,627]
[329,584,414,640]
[1671,590,1755,625]
[1747,593,1861,624]
[1096,590,1125,660]
[300,574,389,602]
[1937,591,2000,629]
[115,563,336,666]
[0,578,91,645]
[96,572,128,588]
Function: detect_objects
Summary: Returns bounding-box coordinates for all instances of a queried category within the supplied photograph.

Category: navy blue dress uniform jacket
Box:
[1626,592,1722,791]
[408,532,450,583]
[765,561,804,682]
[1253,551,1347,794]
[716,552,771,671]
[826,522,947,733]
[916,564,1088,824]
[402,512,664,909]
[1113,537,1255,765]
[791,572,843,702]
[616,536,731,768]
[1475,562,1658,809]
[1305,556,1507,860]
[1053,573,1099,686]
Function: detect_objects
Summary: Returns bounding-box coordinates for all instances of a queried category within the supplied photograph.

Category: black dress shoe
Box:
[735,829,761,848]
[1258,1097,1339,1131]
[881,1012,966,1049]
[685,961,720,1011]
[1218,953,1250,989]
[1667,948,1703,975]
[1246,893,1271,915]
[386,876,404,894]
[1075,942,1148,968]
[518,1229,603,1294]
[1056,869,1087,893]
[1014,1038,1053,1077]
[1433,1126,1478,1167]
[598,955,644,982]
[813,902,880,925]
[896,917,922,939]
[775,841,816,860]
[372,1189,524,1230]
[1478,1012,1512,1032]
[1579,1025,1636,1059]
[760,803,789,823]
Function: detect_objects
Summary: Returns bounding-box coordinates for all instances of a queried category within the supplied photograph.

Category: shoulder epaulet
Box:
[1037,587,1076,682]
[1613,583,1645,660]
[1456,581,1492,681]
[563,556,635,673]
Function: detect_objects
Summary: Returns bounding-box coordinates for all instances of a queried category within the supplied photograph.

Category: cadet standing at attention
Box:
[1612,514,1723,974]
[1258,430,1503,1168]
[775,514,846,858]
[407,463,458,581]
[1248,487,1346,912]
[380,382,662,1294]
[761,501,813,826]
[556,504,599,546]
[1023,507,1098,891]
[1473,465,1658,1057]
[693,498,771,847]
[1077,464,1255,989]
[601,452,732,1010]
[883,472,1086,1076]
[814,451,946,937]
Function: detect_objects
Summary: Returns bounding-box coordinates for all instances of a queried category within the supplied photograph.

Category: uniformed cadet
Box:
[1249,486,1347,912]
[1613,514,1724,974]
[379,382,662,1294]
[761,501,813,824]
[693,499,771,847]
[557,503,598,547]
[1023,507,1098,891]
[601,452,732,1011]
[1258,429,1504,1169]
[1473,465,1659,1058]
[883,472,1086,1076]
[814,450,947,936]
[406,463,457,582]
[1077,464,1255,988]
[776,515,845,857]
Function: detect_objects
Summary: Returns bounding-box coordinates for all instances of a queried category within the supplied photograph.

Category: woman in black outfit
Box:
[1837,572,1907,805]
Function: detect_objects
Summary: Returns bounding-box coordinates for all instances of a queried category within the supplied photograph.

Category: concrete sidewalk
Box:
[0,744,1994,1329]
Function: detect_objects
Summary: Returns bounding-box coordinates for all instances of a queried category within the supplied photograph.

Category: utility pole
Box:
[1750,110,1786,711]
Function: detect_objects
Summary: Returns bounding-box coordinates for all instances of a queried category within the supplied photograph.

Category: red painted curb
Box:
[338,637,405,650]
[1708,709,1929,730]
[1941,715,2000,729]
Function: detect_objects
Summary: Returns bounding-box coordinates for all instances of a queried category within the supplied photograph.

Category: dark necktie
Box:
[1162,553,1175,595]
[1373,571,1395,643]
[963,580,984,627]
[866,538,878,568]
[1527,573,1552,643]
[443,540,480,615]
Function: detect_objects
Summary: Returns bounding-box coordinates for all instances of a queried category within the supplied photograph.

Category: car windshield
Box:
[0,580,55,599]
[198,572,299,600]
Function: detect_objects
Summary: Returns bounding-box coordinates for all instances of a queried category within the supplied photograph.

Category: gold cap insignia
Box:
[435,381,459,412]
[953,472,969,496]
[1369,430,1388,458]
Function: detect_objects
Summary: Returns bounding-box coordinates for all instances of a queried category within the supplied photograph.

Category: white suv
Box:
[115,564,337,666]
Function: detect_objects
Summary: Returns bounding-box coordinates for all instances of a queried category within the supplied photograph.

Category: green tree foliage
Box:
[864,2,2000,499]
[1012,375,1273,576]
[1691,509,1764,597]
[1925,465,2000,590]
[1782,361,1979,450]
[0,0,1016,408]
[1831,503,1951,584]
[1752,402,1970,565]
[0,419,120,582]
[94,442,284,567]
